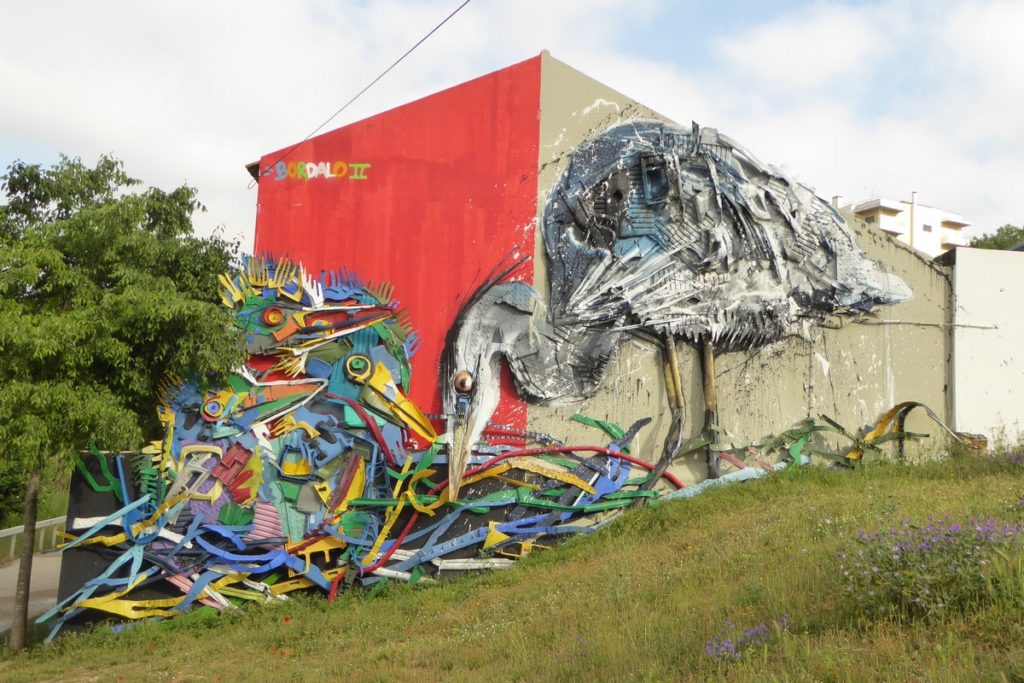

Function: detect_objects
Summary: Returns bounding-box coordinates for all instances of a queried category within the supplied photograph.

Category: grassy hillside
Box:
[4,455,1024,682]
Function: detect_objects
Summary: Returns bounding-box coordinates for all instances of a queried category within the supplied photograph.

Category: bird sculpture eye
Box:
[345,354,372,383]
[453,371,474,394]
[262,306,285,327]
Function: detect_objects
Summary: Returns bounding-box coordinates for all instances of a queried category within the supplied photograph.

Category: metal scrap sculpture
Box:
[442,120,912,497]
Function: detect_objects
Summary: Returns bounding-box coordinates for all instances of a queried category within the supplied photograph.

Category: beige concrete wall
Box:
[952,248,1024,446]
[527,53,953,484]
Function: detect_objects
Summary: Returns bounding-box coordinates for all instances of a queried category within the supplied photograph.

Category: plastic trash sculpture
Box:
[46,122,926,640]
[43,257,683,640]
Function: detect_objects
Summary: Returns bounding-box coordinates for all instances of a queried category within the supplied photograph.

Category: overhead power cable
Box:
[254,0,472,184]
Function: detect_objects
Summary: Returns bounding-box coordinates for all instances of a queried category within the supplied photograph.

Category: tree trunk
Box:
[9,464,41,651]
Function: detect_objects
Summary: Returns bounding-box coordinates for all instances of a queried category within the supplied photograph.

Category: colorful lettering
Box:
[267,161,370,181]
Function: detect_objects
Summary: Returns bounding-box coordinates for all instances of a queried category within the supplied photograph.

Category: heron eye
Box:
[453,371,474,394]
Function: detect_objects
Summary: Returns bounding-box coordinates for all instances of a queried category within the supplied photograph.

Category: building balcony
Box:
[942,229,969,249]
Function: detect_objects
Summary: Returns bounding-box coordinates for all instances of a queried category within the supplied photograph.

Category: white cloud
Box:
[714,3,895,92]
[1,0,1021,248]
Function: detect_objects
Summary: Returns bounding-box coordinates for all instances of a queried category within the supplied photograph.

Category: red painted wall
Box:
[254,55,541,429]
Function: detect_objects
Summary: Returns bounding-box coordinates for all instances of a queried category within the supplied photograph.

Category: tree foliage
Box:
[0,155,244,520]
[968,223,1024,250]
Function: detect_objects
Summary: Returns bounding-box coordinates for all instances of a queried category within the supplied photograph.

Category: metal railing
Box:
[0,516,67,563]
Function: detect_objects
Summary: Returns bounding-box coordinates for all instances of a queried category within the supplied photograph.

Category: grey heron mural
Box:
[442,120,911,499]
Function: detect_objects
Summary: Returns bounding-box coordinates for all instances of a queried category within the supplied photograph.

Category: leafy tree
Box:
[967,223,1024,250]
[0,155,244,650]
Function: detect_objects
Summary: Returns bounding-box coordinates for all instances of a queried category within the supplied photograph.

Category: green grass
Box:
[4,455,1024,682]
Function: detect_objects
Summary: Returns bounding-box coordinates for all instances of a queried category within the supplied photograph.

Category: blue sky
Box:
[1,0,1020,249]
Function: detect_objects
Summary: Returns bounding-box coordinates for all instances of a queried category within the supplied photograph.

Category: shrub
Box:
[840,516,1024,620]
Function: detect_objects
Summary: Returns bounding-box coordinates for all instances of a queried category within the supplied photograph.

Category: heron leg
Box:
[701,336,721,479]
[635,331,688,501]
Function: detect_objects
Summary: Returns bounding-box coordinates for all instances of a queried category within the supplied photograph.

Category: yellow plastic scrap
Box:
[483,521,511,550]
[245,258,270,287]
[271,353,308,378]
[72,573,181,619]
[362,455,414,566]
[202,389,244,421]
[232,449,263,505]
[218,273,245,307]
[286,535,347,575]
[281,458,313,477]
[512,456,596,494]
[333,457,366,514]
[77,595,185,620]
[188,479,224,503]
[498,541,546,559]
[78,572,256,618]
[270,566,346,596]
[74,494,188,548]
[269,258,304,302]
[177,444,223,472]
[846,401,958,460]
[271,415,320,440]
[426,463,515,512]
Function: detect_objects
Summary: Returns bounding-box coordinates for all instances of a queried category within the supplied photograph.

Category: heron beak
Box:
[448,404,482,502]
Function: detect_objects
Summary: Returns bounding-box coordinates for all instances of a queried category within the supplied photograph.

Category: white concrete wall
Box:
[953,248,1024,445]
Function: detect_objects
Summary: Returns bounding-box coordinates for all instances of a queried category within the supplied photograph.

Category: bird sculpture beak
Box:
[448,414,475,502]
[349,360,438,444]
[446,374,498,502]
[447,395,486,502]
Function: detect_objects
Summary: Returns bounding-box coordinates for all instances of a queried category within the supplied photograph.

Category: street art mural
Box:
[45,121,916,639]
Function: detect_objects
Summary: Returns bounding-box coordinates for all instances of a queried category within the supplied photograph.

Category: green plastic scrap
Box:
[130,454,165,505]
[218,502,255,526]
[78,442,125,503]
[537,456,579,469]
[571,414,630,453]
[340,511,372,537]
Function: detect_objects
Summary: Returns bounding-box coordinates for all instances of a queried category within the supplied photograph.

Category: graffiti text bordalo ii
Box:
[263,161,371,181]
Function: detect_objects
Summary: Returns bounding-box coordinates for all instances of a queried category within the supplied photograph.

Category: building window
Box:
[923,224,933,232]
[865,216,876,224]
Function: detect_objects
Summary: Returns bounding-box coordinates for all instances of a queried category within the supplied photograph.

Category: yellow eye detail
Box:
[453,371,474,394]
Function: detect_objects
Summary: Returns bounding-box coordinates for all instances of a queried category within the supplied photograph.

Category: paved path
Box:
[0,553,62,633]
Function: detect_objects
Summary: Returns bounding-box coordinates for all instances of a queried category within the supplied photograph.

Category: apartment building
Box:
[836,193,970,257]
